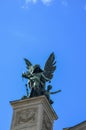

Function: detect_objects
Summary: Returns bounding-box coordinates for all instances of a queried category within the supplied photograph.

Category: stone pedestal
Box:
[10,96,58,130]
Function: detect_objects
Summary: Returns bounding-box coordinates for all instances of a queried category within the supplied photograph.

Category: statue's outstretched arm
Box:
[22,72,31,79]
[50,90,61,94]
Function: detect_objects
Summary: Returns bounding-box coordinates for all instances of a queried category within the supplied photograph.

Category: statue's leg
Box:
[29,88,35,97]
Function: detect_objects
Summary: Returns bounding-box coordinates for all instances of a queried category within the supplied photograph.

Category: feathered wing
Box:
[43,52,56,81]
[22,58,32,79]
[24,58,32,69]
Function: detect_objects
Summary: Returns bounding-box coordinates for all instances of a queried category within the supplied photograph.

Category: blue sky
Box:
[0,0,86,130]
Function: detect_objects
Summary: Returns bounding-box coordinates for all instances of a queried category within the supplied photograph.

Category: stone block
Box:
[10,96,58,130]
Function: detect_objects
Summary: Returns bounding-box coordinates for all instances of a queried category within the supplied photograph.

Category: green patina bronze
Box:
[22,52,61,104]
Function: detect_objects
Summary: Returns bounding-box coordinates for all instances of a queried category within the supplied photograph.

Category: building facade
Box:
[63,121,86,130]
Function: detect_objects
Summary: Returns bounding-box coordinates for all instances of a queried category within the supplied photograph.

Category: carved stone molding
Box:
[41,111,52,130]
[14,108,38,127]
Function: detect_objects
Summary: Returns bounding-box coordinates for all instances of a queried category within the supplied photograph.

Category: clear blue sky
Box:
[0,0,86,130]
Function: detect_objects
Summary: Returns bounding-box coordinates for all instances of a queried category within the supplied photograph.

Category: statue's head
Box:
[33,64,43,73]
[47,85,52,90]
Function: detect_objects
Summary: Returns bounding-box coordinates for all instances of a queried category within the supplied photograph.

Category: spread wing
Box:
[22,58,32,79]
[24,58,32,69]
[43,52,56,81]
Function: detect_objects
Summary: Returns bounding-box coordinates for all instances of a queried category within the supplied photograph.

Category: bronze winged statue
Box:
[22,52,61,104]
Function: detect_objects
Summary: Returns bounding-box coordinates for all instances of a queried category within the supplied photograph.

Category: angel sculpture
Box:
[22,52,61,104]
